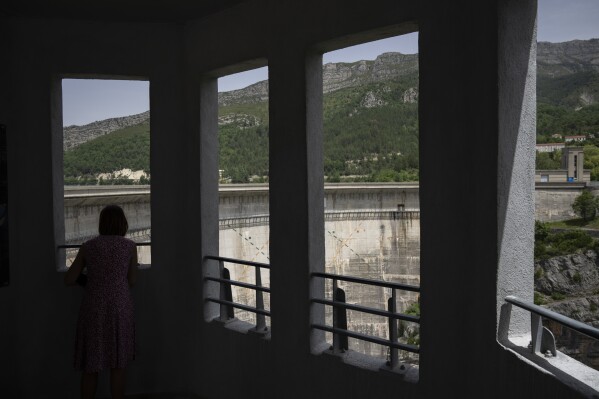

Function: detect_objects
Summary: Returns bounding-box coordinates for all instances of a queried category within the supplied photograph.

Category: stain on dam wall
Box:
[218,210,421,360]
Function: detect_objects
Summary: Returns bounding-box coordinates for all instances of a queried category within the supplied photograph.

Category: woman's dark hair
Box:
[98,205,129,236]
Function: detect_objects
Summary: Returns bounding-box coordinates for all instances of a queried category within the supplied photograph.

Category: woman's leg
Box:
[110,368,126,399]
[81,372,98,399]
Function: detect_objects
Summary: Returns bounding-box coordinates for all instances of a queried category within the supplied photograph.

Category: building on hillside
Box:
[551,133,563,139]
[562,147,587,182]
[536,146,590,184]
[535,142,565,153]
[535,169,591,184]
[565,135,587,142]
[2,1,598,399]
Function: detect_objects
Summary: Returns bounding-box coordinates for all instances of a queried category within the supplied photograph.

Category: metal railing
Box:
[311,272,420,370]
[505,295,599,356]
[204,255,270,335]
[58,242,151,249]
[58,242,152,270]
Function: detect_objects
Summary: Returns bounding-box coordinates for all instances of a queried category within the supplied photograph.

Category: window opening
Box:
[318,32,420,371]
[60,79,151,270]
[525,0,599,377]
[216,66,271,329]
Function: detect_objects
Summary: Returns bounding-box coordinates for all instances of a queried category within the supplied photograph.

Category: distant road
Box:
[64,183,420,198]
[64,185,151,198]
[64,181,590,199]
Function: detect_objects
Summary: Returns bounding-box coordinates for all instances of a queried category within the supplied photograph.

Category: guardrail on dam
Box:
[64,181,585,236]
[64,183,421,242]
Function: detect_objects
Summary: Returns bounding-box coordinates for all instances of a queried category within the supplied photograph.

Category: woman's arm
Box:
[64,245,85,286]
[127,244,139,287]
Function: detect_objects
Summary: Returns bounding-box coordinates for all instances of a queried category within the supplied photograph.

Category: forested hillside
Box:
[63,39,599,184]
[536,39,599,140]
[217,56,419,183]
[63,120,150,185]
[534,39,599,174]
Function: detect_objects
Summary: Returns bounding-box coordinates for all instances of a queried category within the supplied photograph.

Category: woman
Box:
[65,205,138,399]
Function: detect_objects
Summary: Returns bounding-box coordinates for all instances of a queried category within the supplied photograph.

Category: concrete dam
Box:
[63,182,584,360]
[64,183,421,360]
[219,208,421,360]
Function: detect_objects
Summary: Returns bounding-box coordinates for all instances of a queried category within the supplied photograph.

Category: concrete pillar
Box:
[497,0,537,339]
[268,47,325,385]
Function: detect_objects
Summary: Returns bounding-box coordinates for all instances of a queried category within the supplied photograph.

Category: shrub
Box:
[572,272,582,283]
[551,292,566,301]
[405,301,420,317]
[572,191,599,221]
[535,221,549,242]
[541,229,595,258]
[534,291,547,305]
[534,267,545,279]
[534,242,549,260]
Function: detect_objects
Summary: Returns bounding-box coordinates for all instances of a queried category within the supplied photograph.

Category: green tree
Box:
[535,151,561,170]
[535,221,549,241]
[572,191,599,221]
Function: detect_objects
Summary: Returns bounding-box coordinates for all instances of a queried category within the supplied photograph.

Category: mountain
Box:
[322,52,418,93]
[538,39,599,78]
[217,52,419,182]
[216,52,418,107]
[64,39,599,183]
[537,39,599,112]
[63,111,150,151]
[218,80,269,107]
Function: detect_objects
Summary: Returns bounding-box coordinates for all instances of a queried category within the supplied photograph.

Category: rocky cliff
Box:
[216,52,418,106]
[218,38,599,106]
[535,251,599,369]
[322,52,418,94]
[63,110,150,150]
[538,39,599,77]
[218,80,269,107]
[64,39,599,149]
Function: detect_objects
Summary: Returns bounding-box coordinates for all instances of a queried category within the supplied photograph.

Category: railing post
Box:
[531,313,543,354]
[219,261,234,321]
[332,281,348,353]
[332,279,340,353]
[388,289,398,369]
[252,266,268,334]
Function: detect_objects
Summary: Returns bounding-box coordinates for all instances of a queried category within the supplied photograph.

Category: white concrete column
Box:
[268,47,325,371]
[497,0,537,340]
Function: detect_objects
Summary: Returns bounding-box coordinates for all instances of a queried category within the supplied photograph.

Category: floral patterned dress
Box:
[74,235,136,372]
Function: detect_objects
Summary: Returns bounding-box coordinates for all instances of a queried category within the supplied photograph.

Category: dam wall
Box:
[62,182,590,358]
[218,210,421,359]
[64,183,420,241]
[64,186,151,243]
[64,183,588,242]
[534,184,599,222]
[535,186,583,222]
[324,184,419,211]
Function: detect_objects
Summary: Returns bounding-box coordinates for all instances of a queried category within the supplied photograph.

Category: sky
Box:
[62,79,149,127]
[62,0,599,126]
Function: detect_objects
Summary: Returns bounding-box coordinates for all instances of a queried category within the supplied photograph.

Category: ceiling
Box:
[0,0,251,23]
